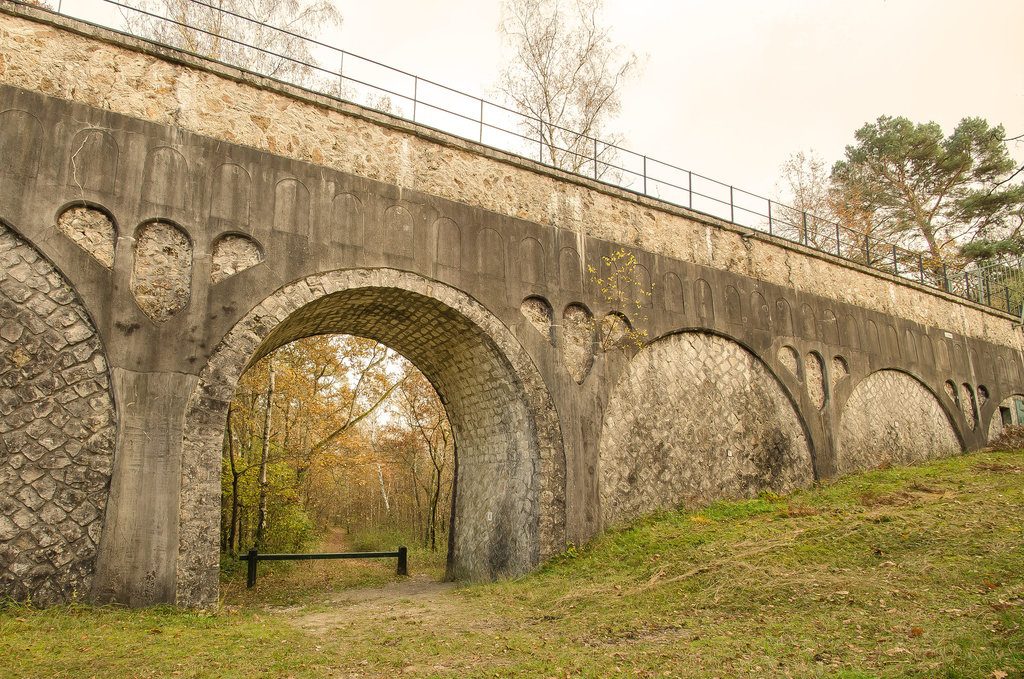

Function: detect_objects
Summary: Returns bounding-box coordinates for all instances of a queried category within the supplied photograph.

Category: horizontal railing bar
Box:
[106,0,327,75]
[241,550,401,561]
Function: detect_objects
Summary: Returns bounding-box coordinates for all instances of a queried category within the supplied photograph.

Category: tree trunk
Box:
[428,469,440,551]
[255,356,275,551]
[226,405,239,554]
[376,460,391,520]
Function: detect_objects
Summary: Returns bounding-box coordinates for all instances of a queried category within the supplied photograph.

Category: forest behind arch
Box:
[221,334,454,558]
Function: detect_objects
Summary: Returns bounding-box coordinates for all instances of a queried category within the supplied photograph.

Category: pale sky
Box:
[331,0,1024,201]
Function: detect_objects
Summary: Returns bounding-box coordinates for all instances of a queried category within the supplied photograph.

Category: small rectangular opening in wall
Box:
[1001,406,1012,427]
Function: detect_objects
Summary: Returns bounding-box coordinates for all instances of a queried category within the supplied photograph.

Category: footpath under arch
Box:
[176,269,566,606]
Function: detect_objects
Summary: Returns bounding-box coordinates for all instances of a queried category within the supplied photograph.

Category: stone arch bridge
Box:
[2,5,1023,606]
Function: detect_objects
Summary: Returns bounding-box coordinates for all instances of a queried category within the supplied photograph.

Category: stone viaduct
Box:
[2,5,1023,607]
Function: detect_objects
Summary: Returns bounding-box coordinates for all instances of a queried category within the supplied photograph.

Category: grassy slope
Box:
[2,448,1022,678]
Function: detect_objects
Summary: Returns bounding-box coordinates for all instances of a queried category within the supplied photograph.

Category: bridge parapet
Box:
[0,5,1018,347]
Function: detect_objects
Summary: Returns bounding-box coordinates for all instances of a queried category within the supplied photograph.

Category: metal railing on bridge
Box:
[9,0,1023,318]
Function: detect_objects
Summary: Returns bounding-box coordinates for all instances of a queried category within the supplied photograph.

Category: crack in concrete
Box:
[70,133,89,200]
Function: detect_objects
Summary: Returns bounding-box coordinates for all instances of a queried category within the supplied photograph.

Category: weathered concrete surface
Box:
[2,5,1024,607]
[0,7,1019,348]
[91,369,197,606]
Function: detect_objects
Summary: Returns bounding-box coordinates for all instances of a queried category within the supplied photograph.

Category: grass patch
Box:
[2,448,1023,678]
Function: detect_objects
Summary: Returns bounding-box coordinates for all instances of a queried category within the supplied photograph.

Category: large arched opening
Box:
[176,269,565,606]
[218,333,459,565]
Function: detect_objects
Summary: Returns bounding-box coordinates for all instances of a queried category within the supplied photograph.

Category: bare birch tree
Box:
[394,366,453,551]
[775,150,886,265]
[254,354,275,550]
[495,0,637,175]
[775,150,844,249]
[122,0,340,83]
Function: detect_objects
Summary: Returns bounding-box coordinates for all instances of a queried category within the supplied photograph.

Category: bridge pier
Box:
[91,370,196,605]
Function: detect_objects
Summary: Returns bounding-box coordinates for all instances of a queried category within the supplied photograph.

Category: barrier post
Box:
[246,549,258,588]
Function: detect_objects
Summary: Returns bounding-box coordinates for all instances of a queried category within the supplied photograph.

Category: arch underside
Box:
[178,269,565,606]
[598,331,815,527]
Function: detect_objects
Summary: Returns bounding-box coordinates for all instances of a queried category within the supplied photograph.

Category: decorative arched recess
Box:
[598,331,814,528]
[210,233,263,283]
[836,370,961,475]
[177,269,565,606]
[130,220,193,322]
[0,222,117,604]
[56,203,116,268]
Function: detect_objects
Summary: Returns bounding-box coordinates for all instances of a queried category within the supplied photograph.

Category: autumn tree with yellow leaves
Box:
[221,335,454,555]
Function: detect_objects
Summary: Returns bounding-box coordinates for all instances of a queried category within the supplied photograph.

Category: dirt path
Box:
[290,574,463,634]
[274,529,495,639]
[323,526,349,552]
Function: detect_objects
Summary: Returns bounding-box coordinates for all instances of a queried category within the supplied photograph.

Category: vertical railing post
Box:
[1006,286,1012,313]
[802,212,808,246]
[688,171,693,209]
[246,549,258,589]
[412,76,418,122]
[919,254,925,283]
[835,223,841,258]
[479,99,484,143]
[865,234,871,265]
[942,264,949,292]
[767,200,773,235]
[538,121,543,164]
[338,52,345,98]
[984,275,992,307]
[643,156,648,195]
[729,186,735,223]
[892,245,898,276]
[594,138,599,180]
[397,546,408,576]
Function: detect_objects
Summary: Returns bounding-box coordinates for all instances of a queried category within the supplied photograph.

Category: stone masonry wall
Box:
[130,221,193,322]
[836,370,960,475]
[0,223,115,604]
[0,8,1020,350]
[55,206,114,269]
[599,332,814,527]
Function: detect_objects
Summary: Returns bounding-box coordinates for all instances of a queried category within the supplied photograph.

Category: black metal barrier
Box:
[240,547,408,588]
